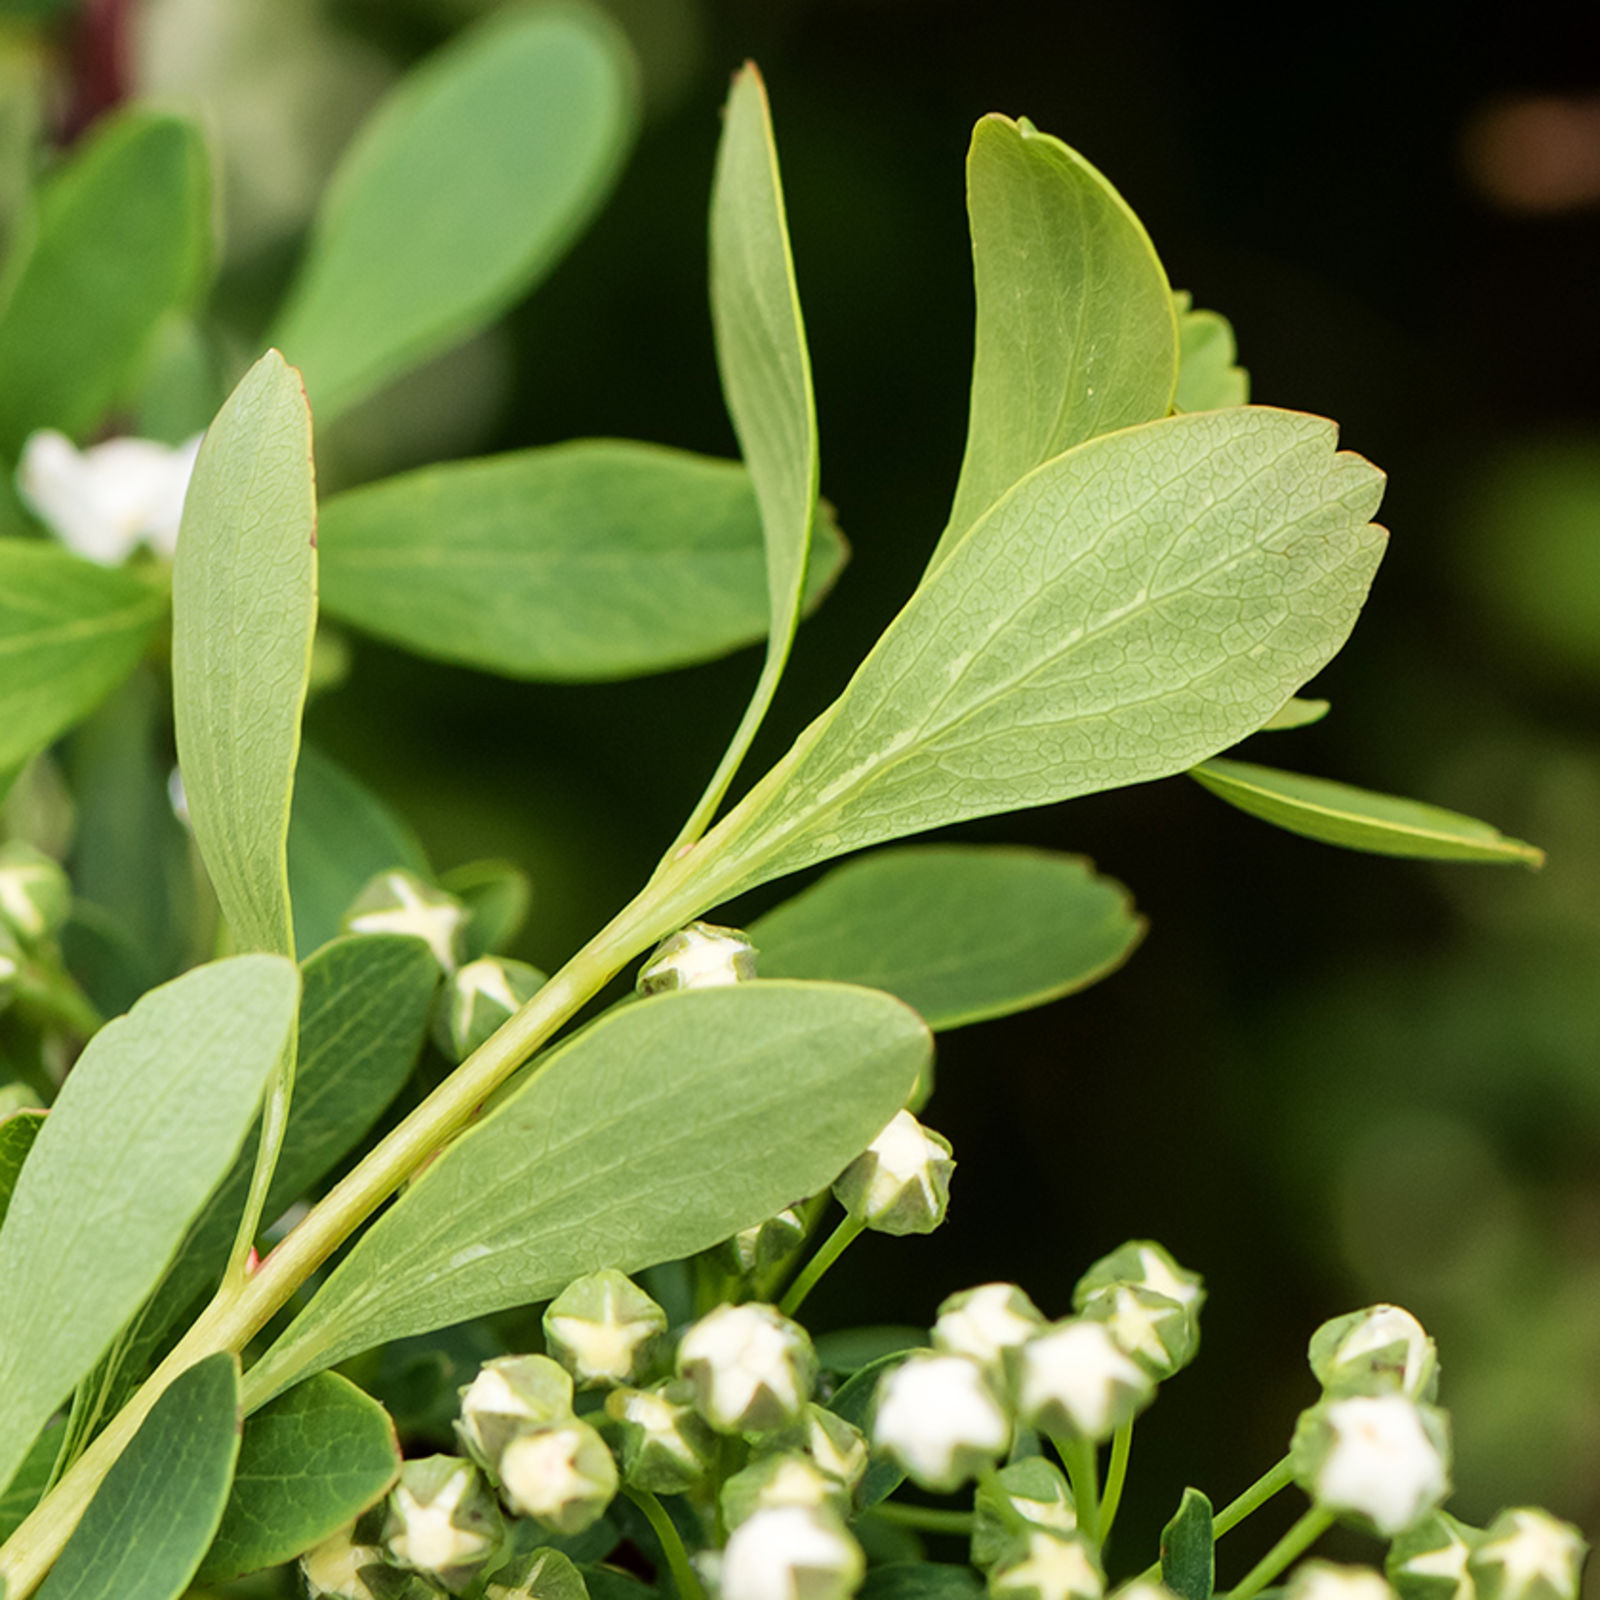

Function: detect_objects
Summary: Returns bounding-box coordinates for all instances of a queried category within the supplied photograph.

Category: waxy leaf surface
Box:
[750,845,1142,1030]
[0,955,295,1498]
[173,351,317,958]
[249,982,930,1398]
[272,5,636,419]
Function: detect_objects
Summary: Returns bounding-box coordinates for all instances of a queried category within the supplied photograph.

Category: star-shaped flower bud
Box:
[1310,1306,1440,1403]
[456,1355,574,1474]
[1110,1583,1180,1600]
[1286,1562,1399,1600]
[1387,1512,1482,1600]
[1017,1320,1155,1443]
[17,428,202,565]
[636,921,757,995]
[1073,1241,1204,1322]
[1468,1509,1587,1600]
[1292,1393,1452,1537]
[485,1545,590,1600]
[382,1457,504,1590]
[872,1351,1010,1492]
[299,1527,387,1600]
[720,1505,865,1600]
[1079,1284,1197,1382]
[497,1417,618,1534]
[543,1269,668,1391]
[0,842,69,948]
[677,1302,817,1435]
[723,1452,852,1531]
[605,1380,718,1494]
[972,1457,1077,1571]
[793,1404,871,1495]
[434,957,546,1062]
[345,871,467,974]
[934,1283,1047,1385]
[832,1110,954,1236]
[989,1528,1104,1600]
[725,1206,808,1276]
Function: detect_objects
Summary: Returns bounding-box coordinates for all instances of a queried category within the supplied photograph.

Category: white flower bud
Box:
[1293,1393,1451,1536]
[456,1354,574,1472]
[498,1418,618,1534]
[723,1452,851,1530]
[1310,1306,1439,1402]
[435,957,546,1062]
[1469,1510,1587,1600]
[1287,1563,1399,1600]
[637,921,757,995]
[300,1528,385,1600]
[605,1380,717,1494]
[543,1269,667,1390]
[0,843,70,946]
[872,1351,1009,1492]
[727,1206,807,1276]
[345,870,467,973]
[1111,1584,1180,1600]
[677,1302,816,1435]
[1387,1512,1479,1600]
[934,1283,1046,1375]
[1073,1241,1204,1318]
[1080,1284,1197,1381]
[972,1457,1076,1570]
[383,1456,503,1585]
[720,1505,864,1600]
[17,428,201,565]
[796,1405,870,1494]
[989,1528,1104,1600]
[832,1110,954,1236]
[1017,1320,1155,1442]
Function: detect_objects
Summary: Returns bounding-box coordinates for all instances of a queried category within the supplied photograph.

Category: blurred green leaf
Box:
[0,1107,43,1230]
[0,953,294,1500]
[272,4,637,420]
[289,743,430,958]
[1260,696,1329,732]
[1191,758,1544,866]
[197,1372,400,1583]
[0,542,166,773]
[35,1353,240,1600]
[859,1566,985,1600]
[750,845,1142,1030]
[317,441,845,682]
[814,1325,926,1374]
[0,1421,57,1543]
[701,411,1387,904]
[440,859,532,961]
[248,983,930,1399]
[1172,291,1249,412]
[173,351,317,958]
[932,115,1178,572]
[1160,1487,1215,1600]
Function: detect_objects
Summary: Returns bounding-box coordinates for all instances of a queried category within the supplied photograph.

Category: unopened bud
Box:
[770,1404,870,1496]
[498,1418,618,1534]
[543,1269,667,1390]
[0,923,20,1009]
[832,1110,953,1236]
[1287,1564,1399,1600]
[1074,1241,1204,1321]
[972,1457,1076,1570]
[720,1505,864,1600]
[0,843,69,946]
[383,1457,503,1588]
[434,957,545,1061]
[605,1380,717,1494]
[722,1452,850,1531]
[872,1351,1009,1492]
[726,1207,807,1276]
[299,1528,387,1600]
[934,1283,1046,1380]
[1469,1509,1587,1600]
[1017,1320,1155,1442]
[346,871,466,974]
[1293,1393,1451,1537]
[1080,1284,1197,1381]
[677,1302,816,1435]
[1310,1306,1439,1402]
[457,1355,573,1472]
[637,921,757,995]
[989,1528,1103,1600]
[1387,1514,1480,1600]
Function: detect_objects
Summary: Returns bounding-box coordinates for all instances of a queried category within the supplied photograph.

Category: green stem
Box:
[870,1503,977,1536]
[222,1034,296,1289]
[1057,1434,1100,1549]
[1226,1506,1333,1600]
[1098,1422,1132,1543]
[625,1486,707,1600]
[1213,1456,1295,1539]
[778,1213,865,1317]
[977,1466,1032,1537]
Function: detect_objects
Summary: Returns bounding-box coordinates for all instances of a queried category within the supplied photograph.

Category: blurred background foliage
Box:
[2,0,1598,1584]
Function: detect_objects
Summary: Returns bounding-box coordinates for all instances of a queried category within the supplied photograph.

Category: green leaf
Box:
[1160,1487,1215,1600]
[197,1372,400,1583]
[0,1108,43,1232]
[1190,758,1544,866]
[698,409,1388,905]
[441,859,532,962]
[0,110,210,454]
[1260,696,1329,732]
[1173,291,1249,412]
[247,982,930,1400]
[289,743,430,958]
[931,115,1179,572]
[172,350,317,958]
[272,4,637,420]
[859,1565,985,1600]
[0,541,166,772]
[0,955,297,1497]
[0,1422,58,1544]
[35,1353,241,1600]
[750,845,1142,1031]
[814,1325,927,1374]
[317,441,844,682]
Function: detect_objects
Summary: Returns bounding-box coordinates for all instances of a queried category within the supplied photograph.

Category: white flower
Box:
[456,1354,573,1470]
[677,1302,815,1434]
[1018,1320,1154,1441]
[1288,1563,1399,1600]
[1302,1394,1450,1536]
[637,921,757,994]
[1470,1510,1587,1600]
[721,1506,864,1600]
[832,1109,954,1235]
[872,1351,1009,1490]
[990,1529,1103,1600]
[17,428,202,565]
[934,1282,1045,1369]
[798,1406,870,1491]
[605,1382,716,1494]
[723,1454,846,1530]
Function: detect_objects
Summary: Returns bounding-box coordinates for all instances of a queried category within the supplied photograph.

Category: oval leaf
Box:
[247,982,930,1399]
[0,955,297,1497]
[0,1108,44,1231]
[34,1353,240,1600]
[1190,758,1544,866]
[172,350,317,958]
[1161,1487,1216,1600]
[317,441,845,682]
[1260,696,1329,732]
[1173,292,1249,413]
[197,1372,399,1583]
[272,4,637,419]
[932,115,1178,571]
[749,845,1142,1030]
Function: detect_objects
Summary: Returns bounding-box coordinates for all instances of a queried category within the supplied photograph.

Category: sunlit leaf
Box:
[1172,291,1249,412]
[1259,696,1329,732]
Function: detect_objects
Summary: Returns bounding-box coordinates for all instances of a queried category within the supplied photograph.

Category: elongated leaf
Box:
[1173,292,1249,413]
[696,409,1388,905]
[289,743,430,957]
[443,859,532,962]
[0,542,166,771]
[34,1353,240,1600]
[272,5,636,420]
[750,845,1142,1030]
[0,110,210,454]
[248,982,930,1400]
[1260,696,1328,732]
[317,441,844,682]
[0,955,297,1497]
[0,1108,43,1231]
[172,350,317,957]
[0,1422,58,1544]
[932,116,1178,572]
[1161,1487,1215,1600]
[1190,758,1544,865]
[197,1372,400,1582]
